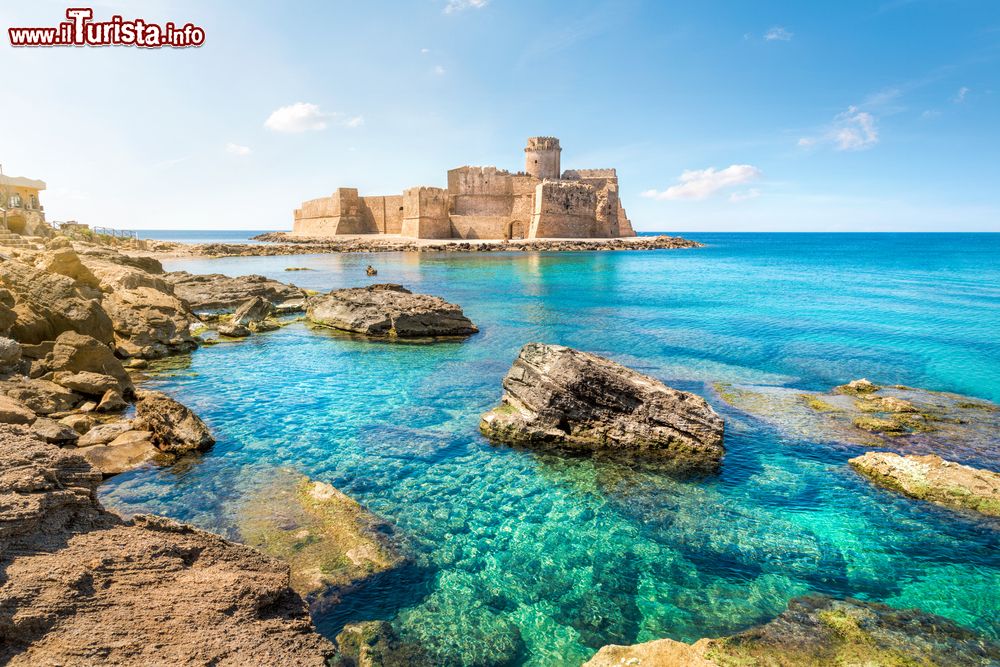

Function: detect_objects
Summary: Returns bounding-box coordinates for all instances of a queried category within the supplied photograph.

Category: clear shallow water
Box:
[100,233,1000,666]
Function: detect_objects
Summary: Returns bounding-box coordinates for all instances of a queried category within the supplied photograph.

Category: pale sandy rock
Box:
[48,331,132,394]
[96,388,127,413]
[850,452,1000,517]
[76,419,133,447]
[80,430,156,475]
[218,322,251,337]
[29,416,79,445]
[0,395,35,424]
[58,413,94,434]
[163,271,306,312]
[231,295,274,327]
[480,343,725,466]
[1,377,81,415]
[52,370,119,396]
[0,425,335,664]
[585,638,716,666]
[307,284,478,338]
[0,336,22,370]
[34,247,100,289]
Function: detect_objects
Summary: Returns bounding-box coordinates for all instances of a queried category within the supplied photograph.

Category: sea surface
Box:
[100,233,1000,666]
[137,229,270,244]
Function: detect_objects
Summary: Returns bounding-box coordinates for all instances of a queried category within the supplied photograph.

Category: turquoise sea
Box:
[100,233,1000,666]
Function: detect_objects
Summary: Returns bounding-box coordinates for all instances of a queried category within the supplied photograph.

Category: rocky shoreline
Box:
[136,233,703,258]
[2,226,999,665]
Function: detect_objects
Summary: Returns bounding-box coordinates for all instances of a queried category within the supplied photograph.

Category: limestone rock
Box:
[0,425,335,664]
[0,259,114,345]
[307,284,478,338]
[77,419,134,447]
[80,430,156,476]
[231,295,274,327]
[480,343,725,466]
[238,469,408,608]
[58,413,94,434]
[0,336,22,371]
[34,247,101,289]
[29,417,79,445]
[49,331,132,395]
[218,322,251,337]
[134,389,215,453]
[96,388,127,413]
[1,377,82,415]
[850,452,1000,517]
[52,370,119,396]
[585,638,716,666]
[0,395,35,424]
[163,271,306,312]
[586,595,1000,667]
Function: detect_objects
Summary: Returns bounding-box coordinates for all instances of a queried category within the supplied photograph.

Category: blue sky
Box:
[2,0,999,231]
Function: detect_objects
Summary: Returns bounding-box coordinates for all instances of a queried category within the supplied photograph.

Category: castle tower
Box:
[524,137,561,180]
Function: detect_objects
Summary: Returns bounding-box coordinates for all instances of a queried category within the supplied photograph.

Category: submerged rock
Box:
[850,452,1000,517]
[164,270,306,312]
[79,430,157,476]
[585,595,1000,666]
[715,380,1000,468]
[134,389,215,454]
[237,469,408,609]
[0,425,334,664]
[331,621,431,667]
[480,343,725,466]
[307,284,478,338]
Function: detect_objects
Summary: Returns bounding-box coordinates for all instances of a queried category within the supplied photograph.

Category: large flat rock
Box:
[480,343,725,466]
[164,270,306,312]
[0,425,334,665]
[307,284,478,338]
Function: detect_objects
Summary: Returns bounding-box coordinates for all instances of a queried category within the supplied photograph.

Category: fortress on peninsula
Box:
[293,137,635,240]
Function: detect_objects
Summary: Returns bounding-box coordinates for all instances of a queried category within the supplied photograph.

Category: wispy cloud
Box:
[642,165,761,201]
[264,102,362,133]
[420,47,431,54]
[444,0,487,14]
[225,143,251,156]
[729,188,761,203]
[953,86,970,103]
[799,105,879,151]
[433,65,446,75]
[764,26,793,41]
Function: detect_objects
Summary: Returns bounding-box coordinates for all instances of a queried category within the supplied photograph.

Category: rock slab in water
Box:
[237,469,408,609]
[0,425,334,665]
[164,270,306,312]
[480,343,725,465]
[307,284,478,338]
[850,452,1000,517]
[585,595,1000,666]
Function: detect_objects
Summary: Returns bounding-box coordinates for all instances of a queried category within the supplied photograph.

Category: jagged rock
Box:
[34,247,101,289]
[585,638,715,666]
[0,259,114,344]
[77,420,133,447]
[232,295,274,327]
[80,430,156,475]
[218,322,251,337]
[332,621,430,667]
[163,271,306,312]
[134,389,215,453]
[52,370,119,396]
[29,417,79,445]
[238,469,408,609]
[850,452,1000,517]
[307,284,478,338]
[48,331,132,395]
[480,343,725,466]
[1,377,82,415]
[0,336,21,371]
[0,425,335,664]
[96,388,127,413]
[585,595,1000,667]
[0,395,35,424]
[716,381,1000,468]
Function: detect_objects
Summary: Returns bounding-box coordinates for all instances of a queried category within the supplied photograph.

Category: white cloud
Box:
[225,143,251,156]
[764,26,793,41]
[264,102,362,133]
[444,0,487,14]
[921,109,941,119]
[433,65,446,75]
[642,164,762,201]
[420,48,430,54]
[953,86,970,103]
[730,188,761,203]
[798,105,879,152]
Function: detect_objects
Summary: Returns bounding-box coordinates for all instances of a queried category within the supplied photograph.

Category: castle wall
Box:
[524,137,561,180]
[448,166,515,217]
[528,180,598,239]
[360,195,404,234]
[449,215,511,239]
[401,187,451,239]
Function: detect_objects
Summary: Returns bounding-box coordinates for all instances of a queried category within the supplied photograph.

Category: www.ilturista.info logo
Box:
[8,8,205,48]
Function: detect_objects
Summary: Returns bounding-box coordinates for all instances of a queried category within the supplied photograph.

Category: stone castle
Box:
[293,137,635,240]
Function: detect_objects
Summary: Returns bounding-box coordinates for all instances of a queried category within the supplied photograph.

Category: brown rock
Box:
[850,451,1000,517]
[307,284,478,338]
[480,343,725,466]
[52,370,120,396]
[79,430,156,476]
[0,259,114,345]
[58,413,94,434]
[96,388,127,413]
[218,322,251,337]
[231,295,274,327]
[0,425,334,664]
[49,331,132,394]
[30,417,79,445]
[2,378,82,415]
[0,336,22,371]
[34,247,101,289]
[163,271,306,312]
[76,419,133,447]
[585,638,716,666]
[134,389,215,453]
[0,394,35,424]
